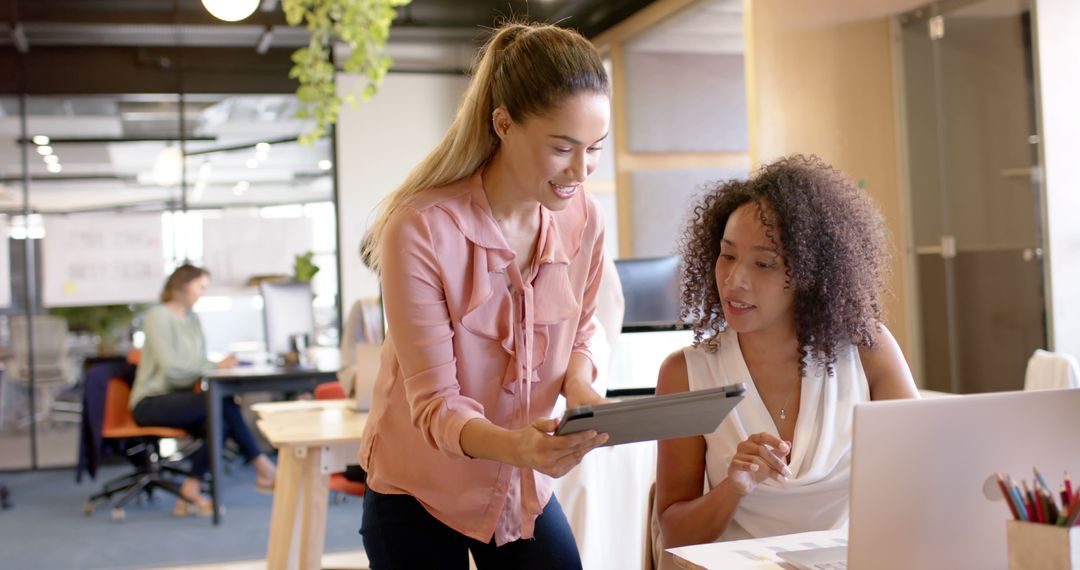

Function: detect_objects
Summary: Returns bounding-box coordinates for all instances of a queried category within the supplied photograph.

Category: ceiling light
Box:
[192,161,212,201]
[233,180,250,195]
[36,145,53,156]
[318,159,332,170]
[43,155,59,165]
[256,27,274,55]
[32,135,50,146]
[245,158,259,168]
[46,163,62,173]
[256,142,271,153]
[152,146,183,187]
[201,0,259,22]
[12,23,28,54]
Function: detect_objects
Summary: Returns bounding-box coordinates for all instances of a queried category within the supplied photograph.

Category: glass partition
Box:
[899,0,1045,393]
[0,93,339,470]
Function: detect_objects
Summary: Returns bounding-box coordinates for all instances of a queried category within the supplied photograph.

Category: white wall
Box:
[625,51,748,153]
[1034,0,1080,359]
[335,71,469,314]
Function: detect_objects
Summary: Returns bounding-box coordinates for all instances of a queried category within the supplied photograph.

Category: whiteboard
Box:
[202,217,313,287]
[42,213,165,307]
[0,217,9,307]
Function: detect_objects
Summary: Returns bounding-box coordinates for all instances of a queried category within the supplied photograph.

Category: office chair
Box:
[313,381,366,502]
[1024,349,1080,391]
[0,315,75,430]
[84,377,194,522]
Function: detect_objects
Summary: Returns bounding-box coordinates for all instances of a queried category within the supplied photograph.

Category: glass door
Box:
[900,0,1046,393]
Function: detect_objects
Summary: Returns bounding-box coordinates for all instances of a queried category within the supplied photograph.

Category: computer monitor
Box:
[614,256,682,330]
[847,389,1080,569]
[260,281,315,356]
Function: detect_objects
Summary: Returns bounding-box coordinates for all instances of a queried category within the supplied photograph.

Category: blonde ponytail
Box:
[363,22,608,269]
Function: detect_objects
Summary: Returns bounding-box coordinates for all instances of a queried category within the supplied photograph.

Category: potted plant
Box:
[293,251,321,283]
[48,304,147,356]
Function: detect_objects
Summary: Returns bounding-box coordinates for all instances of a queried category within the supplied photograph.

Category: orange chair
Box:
[314,381,347,400]
[314,381,366,501]
[84,378,193,521]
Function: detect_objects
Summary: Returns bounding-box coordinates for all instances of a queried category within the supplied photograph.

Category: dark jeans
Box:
[132,391,262,478]
[361,488,582,570]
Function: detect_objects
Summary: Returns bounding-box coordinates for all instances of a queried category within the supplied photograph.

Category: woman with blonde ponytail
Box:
[359,21,612,569]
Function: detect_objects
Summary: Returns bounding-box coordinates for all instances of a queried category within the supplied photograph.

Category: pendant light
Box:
[201,0,260,22]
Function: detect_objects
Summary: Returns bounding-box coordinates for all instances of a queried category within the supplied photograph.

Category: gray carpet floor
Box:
[0,461,365,569]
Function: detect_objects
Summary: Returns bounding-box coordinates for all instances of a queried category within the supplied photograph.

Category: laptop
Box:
[779,388,1080,570]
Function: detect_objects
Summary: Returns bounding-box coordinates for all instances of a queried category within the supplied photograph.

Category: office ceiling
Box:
[0,0,654,214]
[0,0,653,55]
[0,0,980,214]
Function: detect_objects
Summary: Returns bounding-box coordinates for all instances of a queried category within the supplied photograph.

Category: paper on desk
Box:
[666,529,848,570]
[250,400,348,415]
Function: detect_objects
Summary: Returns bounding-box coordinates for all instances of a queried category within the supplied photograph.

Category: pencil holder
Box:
[1007,520,1080,570]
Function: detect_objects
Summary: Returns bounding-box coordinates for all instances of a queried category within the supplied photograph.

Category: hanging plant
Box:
[283,0,411,145]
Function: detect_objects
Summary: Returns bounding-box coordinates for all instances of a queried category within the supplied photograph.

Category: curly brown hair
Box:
[679,155,890,369]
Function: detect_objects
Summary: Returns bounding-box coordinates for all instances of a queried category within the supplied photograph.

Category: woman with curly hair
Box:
[654,155,918,558]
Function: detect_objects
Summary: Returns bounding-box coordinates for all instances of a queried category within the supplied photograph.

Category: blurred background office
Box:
[1,0,1079,568]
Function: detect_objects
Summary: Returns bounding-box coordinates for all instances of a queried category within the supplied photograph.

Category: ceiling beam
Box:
[9,6,290,27]
[590,0,699,53]
[0,45,298,94]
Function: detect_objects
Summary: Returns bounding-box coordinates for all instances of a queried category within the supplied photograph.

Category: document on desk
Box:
[666,529,847,569]
[250,400,350,415]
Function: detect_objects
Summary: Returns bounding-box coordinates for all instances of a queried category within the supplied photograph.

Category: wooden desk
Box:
[255,399,366,570]
[201,354,339,524]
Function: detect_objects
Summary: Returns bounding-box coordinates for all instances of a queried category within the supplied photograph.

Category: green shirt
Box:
[129,304,215,409]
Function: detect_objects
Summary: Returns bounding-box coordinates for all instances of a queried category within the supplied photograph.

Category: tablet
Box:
[555,383,746,446]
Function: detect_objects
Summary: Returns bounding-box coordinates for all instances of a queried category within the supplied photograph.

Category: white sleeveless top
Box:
[684,328,870,540]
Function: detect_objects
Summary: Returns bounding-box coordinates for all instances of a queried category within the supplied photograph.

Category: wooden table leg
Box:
[267,446,306,570]
[299,446,331,570]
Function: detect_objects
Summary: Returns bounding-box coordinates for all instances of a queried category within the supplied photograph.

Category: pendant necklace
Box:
[777,380,800,422]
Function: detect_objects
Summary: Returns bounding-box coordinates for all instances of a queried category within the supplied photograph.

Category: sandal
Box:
[173,493,215,517]
[254,475,275,495]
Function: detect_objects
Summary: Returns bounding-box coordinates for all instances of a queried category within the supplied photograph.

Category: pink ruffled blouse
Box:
[360,171,605,545]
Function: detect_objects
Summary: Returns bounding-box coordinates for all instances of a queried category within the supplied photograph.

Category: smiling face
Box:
[491,92,610,211]
[714,201,797,337]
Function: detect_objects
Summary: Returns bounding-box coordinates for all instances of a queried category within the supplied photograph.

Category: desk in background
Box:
[253,399,366,570]
[201,352,339,524]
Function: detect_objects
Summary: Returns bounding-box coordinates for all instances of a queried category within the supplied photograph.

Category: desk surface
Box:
[668,529,848,570]
[204,363,338,380]
[255,399,366,448]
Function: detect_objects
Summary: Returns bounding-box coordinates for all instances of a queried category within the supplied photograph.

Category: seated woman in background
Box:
[129,264,276,516]
[654,156,919,558]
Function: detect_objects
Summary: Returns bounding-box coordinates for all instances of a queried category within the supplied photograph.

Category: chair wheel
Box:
[111,508,125,522]
[83,501,95,516]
